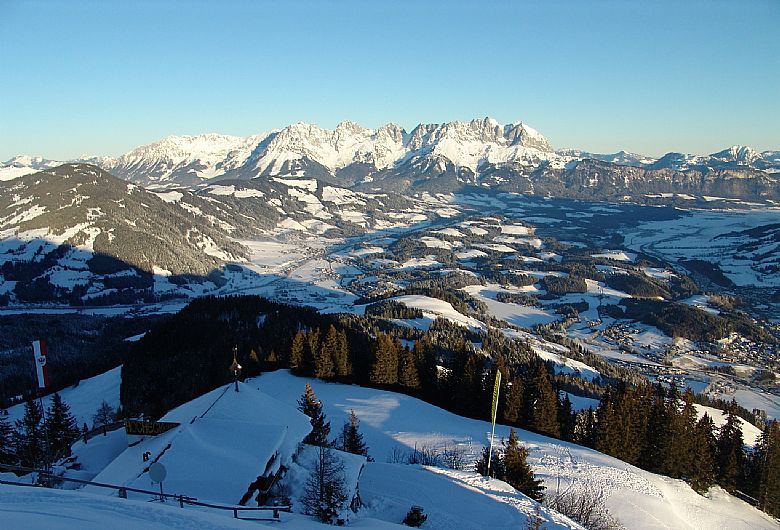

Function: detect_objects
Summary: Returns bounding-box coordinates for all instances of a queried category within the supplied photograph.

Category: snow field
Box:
[254,371,777,530]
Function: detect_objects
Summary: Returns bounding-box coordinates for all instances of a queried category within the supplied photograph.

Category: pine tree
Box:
[716,402,745,493]
[526,361,560,438]
[503,429,545,502]
[339,410,368,458]
[248,349,261,372]
[304,329,321,376]
[574,407,597,448]
[475,444,505,479]
[298,383,331,447]
[449,349,485,418]
[678,389,699,478]
[333,329,352,378]
[413,336,439,399]
[289,331,306,373]
[14,400,46,469]
[595,387,618,456]
[557,393,575,442]
[757,420,780,517]
[640,383,670,473]
[45,393,79,460]
[503,377,524,425]
[397,347,420,390]
[370,333,399,386]
[689,413,716,495]
[0,413,15,465]
[314,337,335,380]
[266,349,279,366]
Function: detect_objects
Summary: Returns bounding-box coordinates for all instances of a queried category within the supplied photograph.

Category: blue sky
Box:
[1,0,778,160]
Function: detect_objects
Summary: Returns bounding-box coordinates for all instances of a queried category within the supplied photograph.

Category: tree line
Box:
[119,295,779,517]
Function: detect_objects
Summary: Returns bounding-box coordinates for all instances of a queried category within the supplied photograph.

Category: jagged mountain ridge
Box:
[3,118,779,199]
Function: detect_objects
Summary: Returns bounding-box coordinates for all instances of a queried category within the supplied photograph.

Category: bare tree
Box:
[441,443,467,470]
[301,446,348,524]
[545,479,621,530]
[92,400,116,428]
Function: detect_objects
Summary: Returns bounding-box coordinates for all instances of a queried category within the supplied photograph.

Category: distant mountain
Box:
[0,164,246,274]
[0,155,62,181]
[0,162,424,305]
[85,133,266,188]
[3,118,778,200]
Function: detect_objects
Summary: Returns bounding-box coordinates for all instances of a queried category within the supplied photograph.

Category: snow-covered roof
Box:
[91,382,311,505]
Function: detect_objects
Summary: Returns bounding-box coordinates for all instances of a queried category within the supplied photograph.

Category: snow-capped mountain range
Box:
[4,117,776,189]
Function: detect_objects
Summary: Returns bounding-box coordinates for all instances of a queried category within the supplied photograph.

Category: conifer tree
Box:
[475,444,505,479]
[574,407,597,448]
[339,410,369,458]
[413,336,439,399]
[304,328,321,376]
[503,429,545,502]
[640,383,670,473]
[454,352,485,418]
[503,378,524,426]
[266,349,279,366]
[248,349,261,372]
[0,413,14,465]
[298,383,331,447]
[689,413,716,494]
[716,403,745,493]
[14,400,46,469]
[331,328,351,378]
[526,361,560,438]
[557,393,575,442]
[370,333,399,386]
[677,389,699,478]
[397,347,420,390]
[45,393,79,460]
[289,331,306,373]
[314,337,335,379]
[757,420,780,517]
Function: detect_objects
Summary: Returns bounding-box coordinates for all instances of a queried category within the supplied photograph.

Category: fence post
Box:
[118,488,127,499]
[233,508,238,519]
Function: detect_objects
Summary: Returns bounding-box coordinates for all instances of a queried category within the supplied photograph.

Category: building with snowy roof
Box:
[87,381,311,505]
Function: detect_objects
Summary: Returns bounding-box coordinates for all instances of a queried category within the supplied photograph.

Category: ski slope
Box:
[254,370,778,530]
[3,367,777,529]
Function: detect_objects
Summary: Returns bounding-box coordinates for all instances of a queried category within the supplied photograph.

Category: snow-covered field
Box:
[2,368,776,529]
[254,371,775,530]
[623,208,780,287]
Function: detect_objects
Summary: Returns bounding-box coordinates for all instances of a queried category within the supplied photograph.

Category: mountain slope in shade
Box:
[0,163,248,277]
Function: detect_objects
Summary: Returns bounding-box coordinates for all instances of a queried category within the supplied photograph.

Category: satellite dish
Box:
[148,462,167,483]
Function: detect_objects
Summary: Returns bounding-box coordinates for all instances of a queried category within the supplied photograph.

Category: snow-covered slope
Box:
[92,133,267,187]
[0,485,274,530]
[6,367,775,529]
[255,370,777,530]
[0,155,62,181]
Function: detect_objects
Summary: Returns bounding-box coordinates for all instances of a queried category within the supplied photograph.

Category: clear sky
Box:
[1,0,778,160]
